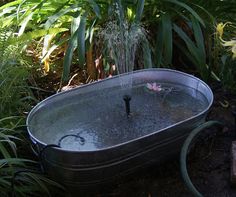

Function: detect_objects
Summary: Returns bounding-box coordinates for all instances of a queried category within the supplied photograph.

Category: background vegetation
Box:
[0,0,236,196]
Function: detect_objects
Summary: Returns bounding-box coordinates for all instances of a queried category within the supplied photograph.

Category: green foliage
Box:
[0,0,235,195]
[1,0,236,84]
[189,0,236,23]
[185,0,236,84]
[173,16,209,80]
[0,27,31,117]
[0,0,150,82]
[155,13,173,67]
[0,25,62,196]
[142,0,213,81]
[220,55,236,92]
[0,116,63,196]
[0,0,99,80]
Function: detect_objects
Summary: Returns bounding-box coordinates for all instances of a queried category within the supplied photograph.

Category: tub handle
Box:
[39,144,60,173]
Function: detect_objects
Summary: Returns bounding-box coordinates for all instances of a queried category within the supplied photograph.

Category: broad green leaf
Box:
[62,29,78,81]
[87,18,96,45]
[142,38,152,68]
[71,15,81,35]
[86,0,101,18]
[77,14,86,67]
[173,39,196,64]
[173,24,209,80]
[116,0,125,25]
[45,4,78,30]
[41,38,68,63]
[17,0,47,28]
[162,14,172,65]
[134,0,145,23]
[165,0,205,27]
[0,0,21,12]
[190,3,214,23]
[0,6,16,17]
[9,28,68,44]
[155,22,164,67]
[18,12,34,36]
[191,16,206,60]
[42,34,54,70]
[173,24,201,64]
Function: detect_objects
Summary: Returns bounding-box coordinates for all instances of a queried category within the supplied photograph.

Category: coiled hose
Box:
[180,121,223,197]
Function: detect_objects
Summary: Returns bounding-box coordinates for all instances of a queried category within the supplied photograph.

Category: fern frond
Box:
[0,27,17,70]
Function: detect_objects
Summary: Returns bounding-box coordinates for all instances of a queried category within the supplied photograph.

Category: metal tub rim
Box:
[26,68,213,154]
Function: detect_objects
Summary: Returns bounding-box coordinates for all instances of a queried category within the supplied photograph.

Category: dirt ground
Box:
[90,83,236,197]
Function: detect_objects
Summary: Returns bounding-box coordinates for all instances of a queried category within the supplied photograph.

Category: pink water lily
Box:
[146,82,162,92]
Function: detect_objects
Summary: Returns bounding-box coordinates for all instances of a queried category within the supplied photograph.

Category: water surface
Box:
[30,82,209,151]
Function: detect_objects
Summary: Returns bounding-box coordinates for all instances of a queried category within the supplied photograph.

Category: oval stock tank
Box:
[27,68,213,190]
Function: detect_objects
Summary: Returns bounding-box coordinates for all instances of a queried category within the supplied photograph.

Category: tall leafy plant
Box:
[0,25,62,196]
[0,0,150,83]
[142,0,213,81]
[0,27,32,117]
[0,0,101,81]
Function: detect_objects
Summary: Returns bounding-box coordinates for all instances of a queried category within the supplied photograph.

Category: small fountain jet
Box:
[123,94,131,117]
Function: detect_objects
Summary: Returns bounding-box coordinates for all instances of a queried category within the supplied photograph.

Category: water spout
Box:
[123,95,131,117]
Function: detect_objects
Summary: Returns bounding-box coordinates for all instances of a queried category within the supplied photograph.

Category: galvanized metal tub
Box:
[26,68,213,189]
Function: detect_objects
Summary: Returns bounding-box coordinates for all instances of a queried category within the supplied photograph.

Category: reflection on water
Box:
[31,82,209,151]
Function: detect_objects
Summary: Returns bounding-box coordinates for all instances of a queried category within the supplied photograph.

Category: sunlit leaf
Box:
[9,28,68,45]
[0,0,21,12]
[18,12,34,36]
[41,38,68,64]
[45,3,78,30]
[77,14,86,67]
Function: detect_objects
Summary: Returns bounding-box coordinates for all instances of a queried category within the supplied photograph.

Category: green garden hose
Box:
[180,121,223,197]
